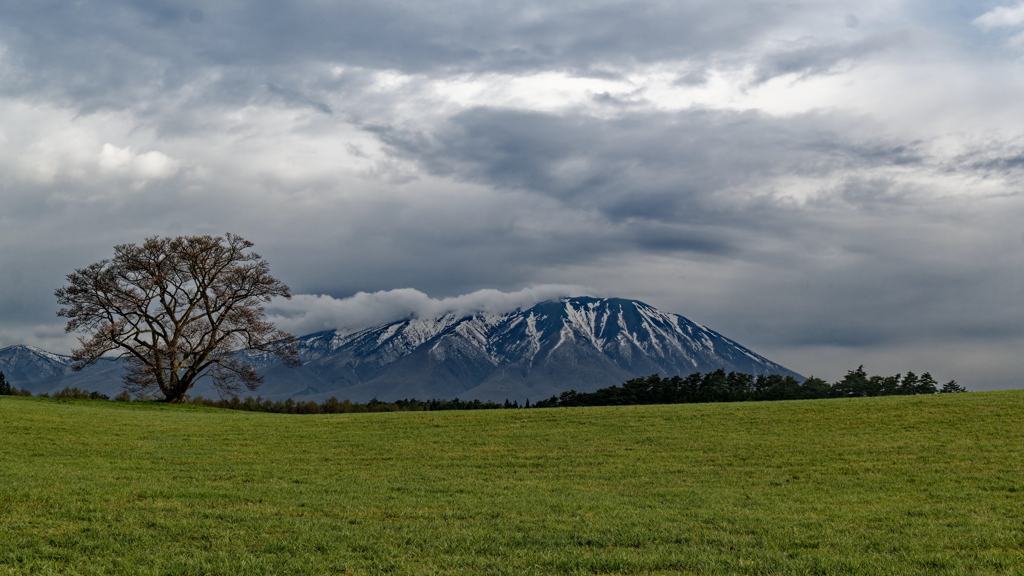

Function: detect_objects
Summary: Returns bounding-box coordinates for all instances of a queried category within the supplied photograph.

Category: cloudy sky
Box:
[2,0,1024,389]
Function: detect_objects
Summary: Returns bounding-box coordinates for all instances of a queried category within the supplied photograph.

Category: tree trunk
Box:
[162,381,192,403]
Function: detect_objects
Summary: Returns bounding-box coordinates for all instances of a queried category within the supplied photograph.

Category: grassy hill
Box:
[1,391,1023,575]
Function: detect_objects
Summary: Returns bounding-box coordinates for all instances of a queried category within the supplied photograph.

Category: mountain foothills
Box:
[0,297,801,402]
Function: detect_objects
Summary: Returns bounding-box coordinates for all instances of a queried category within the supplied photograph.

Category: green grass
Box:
[2,392,1024,575]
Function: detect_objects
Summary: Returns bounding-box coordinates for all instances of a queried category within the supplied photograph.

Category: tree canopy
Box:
[55,233,299,402]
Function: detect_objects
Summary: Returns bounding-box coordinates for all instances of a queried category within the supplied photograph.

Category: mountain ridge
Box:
[0,297,801,401]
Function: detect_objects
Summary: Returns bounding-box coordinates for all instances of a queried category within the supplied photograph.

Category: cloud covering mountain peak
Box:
[267,285,594,336]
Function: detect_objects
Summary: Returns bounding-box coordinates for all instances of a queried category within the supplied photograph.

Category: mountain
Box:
[238,296,803,402]
[0,345,123,394]
[0,297,801,402]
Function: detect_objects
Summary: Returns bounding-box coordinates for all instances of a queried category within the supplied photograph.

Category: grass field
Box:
[2,391,1023,575]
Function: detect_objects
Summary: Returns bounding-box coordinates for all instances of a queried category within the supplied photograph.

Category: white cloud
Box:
[973,4,1024,30]
[133,150,180,180]
[98,143,180,182]
[266,285,593,336]
[96,142,134,173]
[0,102,182,189]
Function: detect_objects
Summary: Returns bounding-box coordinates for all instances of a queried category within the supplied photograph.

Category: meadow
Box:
[1,391,1023,575]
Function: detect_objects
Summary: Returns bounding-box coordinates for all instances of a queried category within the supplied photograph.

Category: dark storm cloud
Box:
[753,31,911,84]
[952,142,1024,181]
[0,0,795,114]
[374,106,928,227]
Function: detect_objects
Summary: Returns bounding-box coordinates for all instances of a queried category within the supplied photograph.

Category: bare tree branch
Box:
[55,233,300,402]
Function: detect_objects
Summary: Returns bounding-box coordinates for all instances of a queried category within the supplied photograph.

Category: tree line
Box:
[0,366,967,412]
[530,366,966,408]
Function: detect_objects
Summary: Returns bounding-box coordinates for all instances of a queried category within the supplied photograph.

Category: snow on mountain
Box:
[0,345,74,382]
[0,344,123,395]
[256,297,802,402]
[0,297,802,402]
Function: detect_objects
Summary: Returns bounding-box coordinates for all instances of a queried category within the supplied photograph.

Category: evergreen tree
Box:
[0,371,10,395]
[832,366,870,397]
[878,374,901,396]
[726,372,755,401]
[916,372,939,394]
[799,376,831,399]
[939,380,967,393]
[898,372,920,395]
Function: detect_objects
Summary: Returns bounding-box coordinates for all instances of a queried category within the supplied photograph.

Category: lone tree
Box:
[55,233,299,403]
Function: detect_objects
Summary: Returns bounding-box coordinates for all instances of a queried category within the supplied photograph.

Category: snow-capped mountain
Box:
[0,344,122,393]
[1,297,802,401]
[250,297,802,402]
[0,345,76,384]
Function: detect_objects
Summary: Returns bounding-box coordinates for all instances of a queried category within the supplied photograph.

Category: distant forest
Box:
[0,366,967,414]
[528,367,966,408]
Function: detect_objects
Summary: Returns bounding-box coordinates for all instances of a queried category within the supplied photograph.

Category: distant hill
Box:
[1,297,801,401]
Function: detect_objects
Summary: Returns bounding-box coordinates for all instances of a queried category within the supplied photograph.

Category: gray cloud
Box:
[0,0,797,116]
[952,142,1024,182]
[374,106,929,228]
[754,31,911,84]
